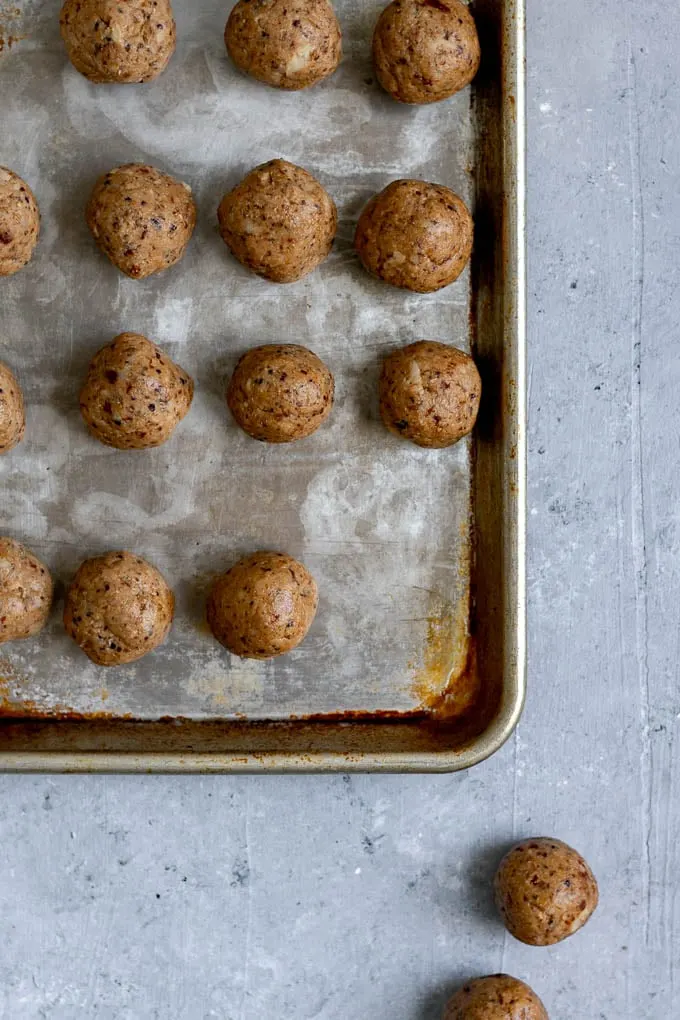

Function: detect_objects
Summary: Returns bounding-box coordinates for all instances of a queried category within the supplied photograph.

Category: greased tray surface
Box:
[0,0,525,771]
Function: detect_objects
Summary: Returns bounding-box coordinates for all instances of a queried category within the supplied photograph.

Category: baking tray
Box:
[0,0,525,772]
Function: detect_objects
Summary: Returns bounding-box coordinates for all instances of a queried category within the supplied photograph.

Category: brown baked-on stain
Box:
[0,5,24,54]
[0,665,129,721]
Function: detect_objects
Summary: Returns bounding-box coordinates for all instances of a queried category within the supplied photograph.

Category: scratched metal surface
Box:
[0,0,475,719]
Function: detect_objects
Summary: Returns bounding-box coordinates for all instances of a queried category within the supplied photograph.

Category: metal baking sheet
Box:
[0,0,525,771]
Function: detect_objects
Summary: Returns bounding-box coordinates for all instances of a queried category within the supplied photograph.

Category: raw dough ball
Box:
[227,344,334,443]
[207,551,318,659]
[373,0,480,105]
[355,179,472,292]
[86,163,196,279]
[64,550,174,666]
[0,167,40,276]
[0,361,26,454]
[60,0,176,84]
[379,340,480,448]
[225,0,342,91]
[0,538,53,644]
[217,159,337,283]
[443,975,548,1020]
[494,838,599,946]
[79,332,194,450]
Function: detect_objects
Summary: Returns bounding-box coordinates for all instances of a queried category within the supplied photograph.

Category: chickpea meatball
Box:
[227,344,334,443]
[64,550,174,666]
[443,975,548,1020]
[226,0,342,91]
[207,551,318,659]
[79,332,193,450]
[86,163,196,279]
[0,361,26,454]
[379,341,480,448]
[60,0,176,84]
[0,167,40,277]
[0,538,53,644]
[373,0,480,105]
[494,838,599,946]
[217,159,337,283]
[355,179,473,292]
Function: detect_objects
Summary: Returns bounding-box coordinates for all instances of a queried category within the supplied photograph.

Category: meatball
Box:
[0,166,40,277]
[494,838,599,946]
[207,551,318,659]
[79,332,194,450]
[0,361,26,454]
[86,163,196,279]
[379,341,480,448]
[443,975,548,1020]
[225,0,342,91]
[355,179,473,292]
[227,344,334,443]
[0,538,53,644]
[373,0,480,104]
[60,0,176,84]
[64,550,174,666]
[217,159,337,283]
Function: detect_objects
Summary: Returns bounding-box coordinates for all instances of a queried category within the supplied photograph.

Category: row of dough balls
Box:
[0,540,317,664]
[0,335,481,452]
[0,160,473,291]
[59,0,480,105]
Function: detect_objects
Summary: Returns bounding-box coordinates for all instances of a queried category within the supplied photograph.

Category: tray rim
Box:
[0,0,526,774]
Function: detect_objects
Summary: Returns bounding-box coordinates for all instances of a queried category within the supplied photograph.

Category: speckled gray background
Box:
[1,0,679,1016]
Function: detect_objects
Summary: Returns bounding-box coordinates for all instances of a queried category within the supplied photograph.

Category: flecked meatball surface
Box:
[0,167,40,277]
[80,332,194,450]
[64,551,174,666]
[86,163,196,279]
[373,0,480,105]
[379,341,480,448]
[0,538,53,644]
[443,975,549,1020]
[227,344,334,443]
[207,551,318,659]
[0,361,26,454]
[225,0,342,91]
[60,0,176,84]
[218,159,337,283]
[494,838,599,946]
[355,179,472,292]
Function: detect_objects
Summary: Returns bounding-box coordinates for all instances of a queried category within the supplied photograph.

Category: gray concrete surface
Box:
[1,0,679,1016]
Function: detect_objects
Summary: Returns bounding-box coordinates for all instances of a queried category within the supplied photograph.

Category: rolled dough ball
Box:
[0,538,53,644]
[207,551,318,659]
[79,332,193,450]
[217,159,337,283]
[355,179,472,292]
[373,0,480,104]
[494,837,599,946]
[64,550,174,666]
[0,167,40,276]
[60,0,176,84]
[86,163,196,279]
[379,340,480,448]
[225,0,342,91]
[443,975,548,1020]
[227,344,334,443]
[0,361,26,454]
